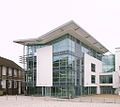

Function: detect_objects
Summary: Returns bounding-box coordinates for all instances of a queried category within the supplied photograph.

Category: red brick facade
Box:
[0,64,24,95]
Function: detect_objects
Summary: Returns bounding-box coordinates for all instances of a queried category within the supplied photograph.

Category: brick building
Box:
[0,56,24,95]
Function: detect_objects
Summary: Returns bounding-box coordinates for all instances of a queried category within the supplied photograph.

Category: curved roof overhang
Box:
[14,20,109,54]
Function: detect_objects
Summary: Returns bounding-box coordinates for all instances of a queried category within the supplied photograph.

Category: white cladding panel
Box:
[115,48,120,71]
[115,48,120,89]
[36,46,53,86]
[84,53,102,87]
[113,72,119,88]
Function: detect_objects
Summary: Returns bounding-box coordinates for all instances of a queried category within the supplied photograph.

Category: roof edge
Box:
[13,20,74,44]
[13,20,109,53]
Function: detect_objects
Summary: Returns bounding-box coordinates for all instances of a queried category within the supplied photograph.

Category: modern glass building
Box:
[14,21,118,98]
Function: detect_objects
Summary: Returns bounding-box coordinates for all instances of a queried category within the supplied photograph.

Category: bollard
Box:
[104,98,105,103]
[31,95,33,100]
[114,98,116,103]
[16,94,17,100]
[6,94,8,100]
[91,98,92,102]
[79,97,81,102]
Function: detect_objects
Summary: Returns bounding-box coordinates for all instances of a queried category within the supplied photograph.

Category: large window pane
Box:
[8,80,12,88]
[91,63,95,72]
[91,75,95,83]
[1,80,6,88]
[9,68,12,76]
[2,66,7,75]
[100,75,113,84]
[102,55,115,72]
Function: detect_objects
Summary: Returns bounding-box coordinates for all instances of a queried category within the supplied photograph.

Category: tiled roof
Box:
[0,56,22,70]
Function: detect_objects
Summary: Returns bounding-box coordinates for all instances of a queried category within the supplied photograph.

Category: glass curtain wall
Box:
[101,55,115,94]
[102,54,115,72]
[25,33,102,97]
[51,34,77,98]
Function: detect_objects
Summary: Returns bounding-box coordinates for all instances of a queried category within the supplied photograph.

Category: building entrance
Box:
[100,86,115,94]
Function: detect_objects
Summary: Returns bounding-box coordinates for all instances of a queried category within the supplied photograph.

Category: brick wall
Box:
[0,65,24,95]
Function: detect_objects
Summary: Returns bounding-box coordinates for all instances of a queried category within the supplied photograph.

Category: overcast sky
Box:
[0,0,120,67]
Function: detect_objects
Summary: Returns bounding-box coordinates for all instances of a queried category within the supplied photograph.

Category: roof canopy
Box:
[14,20,109,54]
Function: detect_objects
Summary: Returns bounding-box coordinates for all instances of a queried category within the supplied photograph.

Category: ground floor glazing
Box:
[25,86,116,98]
[25,86,100,98]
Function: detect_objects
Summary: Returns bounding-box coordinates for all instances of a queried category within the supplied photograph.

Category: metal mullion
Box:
[32,46,34,88]
[58,56,60,96]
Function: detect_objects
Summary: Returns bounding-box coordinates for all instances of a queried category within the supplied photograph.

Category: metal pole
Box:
[79,42,82,96]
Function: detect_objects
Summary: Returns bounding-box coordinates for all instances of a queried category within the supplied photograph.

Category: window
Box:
[8,68,12,76]
[14,80,17,88]
[100,75,113,84]
[91,75,95,83]
[22,72,24,79]
[2,66,7,75]
[19,70,21,78]
[91,63,95,72]
[81,44,89,54]
[8,80,12,88]
[14,69,17,77]
[53,35,75,53]
[102,55,115,72]
[27,74,32,82]
[1,80,6,88]
[53,38,69,53]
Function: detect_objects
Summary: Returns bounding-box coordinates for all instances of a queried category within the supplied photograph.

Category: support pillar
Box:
[97,86,100,94]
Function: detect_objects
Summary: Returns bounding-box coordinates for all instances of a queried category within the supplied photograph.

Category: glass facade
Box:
[101,55,115,94]
[100,75,113,84]
[102,54,115,72]
[82,87,97,95]
[100,86,115,94]
[24,34,102,98]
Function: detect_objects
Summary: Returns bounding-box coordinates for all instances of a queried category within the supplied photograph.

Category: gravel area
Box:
[86,94,120,98]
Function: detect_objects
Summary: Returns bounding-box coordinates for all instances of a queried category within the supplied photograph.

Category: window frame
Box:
[91,63,96,72]
[1,80,6,88]
[14,80,17,88]
[91,75,96,84]
[8,68,12,76]
[8,80,12,88]
[14,69,17,77]
[2,66,7,75]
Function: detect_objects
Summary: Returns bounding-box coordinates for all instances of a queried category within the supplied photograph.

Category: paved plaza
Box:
[0,96,120,107]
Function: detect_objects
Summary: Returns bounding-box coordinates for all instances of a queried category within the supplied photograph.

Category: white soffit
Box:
[14,20,109,53]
